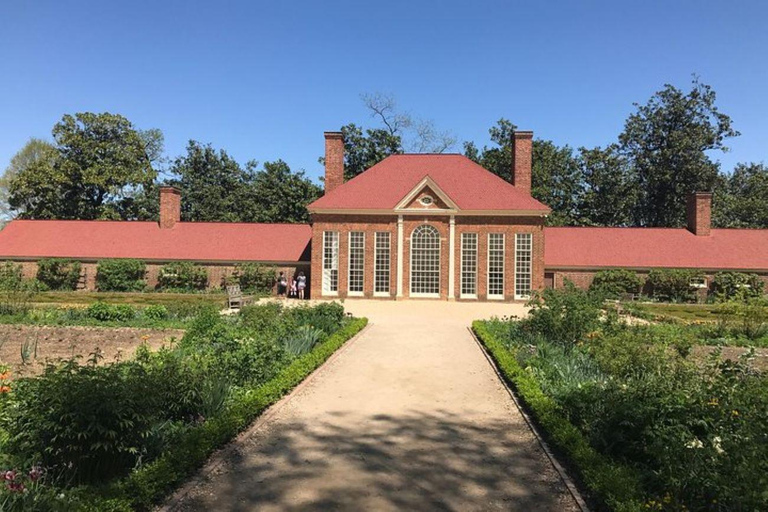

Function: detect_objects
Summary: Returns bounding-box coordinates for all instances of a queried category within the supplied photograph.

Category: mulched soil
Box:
[690,345,768,372]
[0,324,184,378]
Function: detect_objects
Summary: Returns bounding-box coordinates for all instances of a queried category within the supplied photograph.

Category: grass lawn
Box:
[20,291,227,308]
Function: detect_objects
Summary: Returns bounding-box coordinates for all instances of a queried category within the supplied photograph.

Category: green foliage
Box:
[245,159,322,223]
[647,268,703,302]
[285,302,346,335]
[337,123,403,180]
[522,283,604,344]
[142,304,168,320]
[590,269,644,298]
[1,138,57,219]
[230,263,276,293]
[87,301,136,322]
[8,112,159,220]
[0,261,23,291]
[618,77,739,227]
[94,317,368,510]
[36,258,81,291]
[157,262,208,291]
[96,259,146,292]
[711,271,765,302]
[578,145,638,226]
[283,325,325,356]
[476,299,768,511]
[714,299,768,340]
[714,163,768,228]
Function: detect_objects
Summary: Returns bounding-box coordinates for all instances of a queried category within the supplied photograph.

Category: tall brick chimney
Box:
[511,130,533,194]
[159,186,181,229]
[324,131,344,194]
[686,192,712,236]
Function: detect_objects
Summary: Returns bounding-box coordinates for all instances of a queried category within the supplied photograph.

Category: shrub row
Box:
[92,317,368,511]
[472,320,644,511]
[589,268,765,302]
[0,260,283,293]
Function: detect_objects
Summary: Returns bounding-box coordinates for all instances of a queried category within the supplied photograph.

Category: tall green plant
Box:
[647,268,703,302]
[36,258,81,290]
[95,259,146,292]
[711,271,764,302]
[157,262,208,291]
[522,283,604,345]
[589,269,644,298]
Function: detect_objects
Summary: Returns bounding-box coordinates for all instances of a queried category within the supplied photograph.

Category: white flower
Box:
[686,438,704,449]
[712,436,725,455]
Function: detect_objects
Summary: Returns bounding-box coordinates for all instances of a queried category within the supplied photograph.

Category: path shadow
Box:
[172,409,573,511]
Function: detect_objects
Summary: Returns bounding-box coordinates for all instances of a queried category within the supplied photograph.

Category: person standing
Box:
[297,271,306,300]
[276,271,287,298]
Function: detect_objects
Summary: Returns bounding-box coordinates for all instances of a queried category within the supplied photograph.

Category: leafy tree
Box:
[578,145,638,226]
[337,123,402,180]
[464,119,582,225]
[0,138,57,219]
[714,163,768,228]
[618,78,739,227]
[245,160,321,223]
[168,141,251,222]
[8,113,159,220]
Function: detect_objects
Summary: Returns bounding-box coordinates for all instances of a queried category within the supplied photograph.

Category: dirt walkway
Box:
[164,301,580,511]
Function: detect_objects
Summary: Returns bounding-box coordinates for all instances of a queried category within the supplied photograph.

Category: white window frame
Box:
[322,231,339,295]
[374,231,391,296]
[690,276,708,289]
[347,231,365,296]
[487,233,505,300]
[514,233,532,300]
[410,224,441,298]
[460,232,478,299]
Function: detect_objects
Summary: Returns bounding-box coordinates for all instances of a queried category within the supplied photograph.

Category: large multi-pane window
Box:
[322,231,339,294]
[410,225,440,296]
[460,233,477,297]
[348,232,364,294]
[374,232,391,294]
[515,233,532,299]
[488,233,505,298]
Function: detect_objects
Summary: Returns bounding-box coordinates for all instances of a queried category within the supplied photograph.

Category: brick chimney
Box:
[686,192,712,236]
[324,131,344,193]
[511,130,533,194]
[159,186,181,229]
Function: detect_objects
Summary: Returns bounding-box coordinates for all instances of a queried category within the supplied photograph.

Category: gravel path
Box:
[163,301,580,511]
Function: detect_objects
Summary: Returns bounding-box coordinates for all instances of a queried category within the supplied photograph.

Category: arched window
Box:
[410,224,440,296]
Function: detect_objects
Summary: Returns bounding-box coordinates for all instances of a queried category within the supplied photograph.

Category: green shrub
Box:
[36,258,81,291]
[286,302,346,334]
[522,282,604,345]
[715,299,768,340]
[229,263,275,293]
[283,325,325,356]
[589,269,644,298]
[157,262,208,292]
[647,268,703,302]
[96,259,146,292]
[0,261,23,291]
[711,271,765,302]
[87,302,136,322]
[142,304,169,320]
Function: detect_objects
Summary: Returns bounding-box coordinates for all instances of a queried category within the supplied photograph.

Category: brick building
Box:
[1,130,767,299]
[307,131,549,301]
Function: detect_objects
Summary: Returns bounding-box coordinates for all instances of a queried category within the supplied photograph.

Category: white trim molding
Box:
[448,215,455,299]
[396,215,404,297]
[393,176,460,211]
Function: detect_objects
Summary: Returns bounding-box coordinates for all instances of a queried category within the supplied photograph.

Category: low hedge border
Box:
[472,320,645,512]
[84,317,369,511]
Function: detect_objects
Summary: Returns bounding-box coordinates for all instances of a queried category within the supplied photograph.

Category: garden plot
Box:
[0,324,183,376]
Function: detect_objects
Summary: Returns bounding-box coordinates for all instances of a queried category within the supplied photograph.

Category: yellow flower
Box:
[731,409,739,417]
[707,397,719,407]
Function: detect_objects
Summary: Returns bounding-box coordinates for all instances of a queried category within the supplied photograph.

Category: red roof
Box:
[308,154,550,212]
[0,220,311,263]
[545,227,768,271]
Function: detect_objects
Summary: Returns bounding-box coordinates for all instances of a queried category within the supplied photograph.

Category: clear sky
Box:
[1,0,766,184]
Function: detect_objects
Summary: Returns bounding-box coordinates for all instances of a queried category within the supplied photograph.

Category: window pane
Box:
[515,233,532,299]
[374,232,390,293]
[348,232,364,293]
[410,225,440,295]
[461,233,477,297]
[488,233,505,297]
[322,231,339,293]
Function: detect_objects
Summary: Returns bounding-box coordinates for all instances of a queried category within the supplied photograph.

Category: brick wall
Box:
[310,213,545,302]
[8,259,308,294]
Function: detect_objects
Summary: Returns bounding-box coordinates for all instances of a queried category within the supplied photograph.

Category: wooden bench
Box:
[227,284,254,310]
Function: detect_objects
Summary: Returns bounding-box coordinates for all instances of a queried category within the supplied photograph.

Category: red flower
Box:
[28,467,42,482]
[3,470,15,482]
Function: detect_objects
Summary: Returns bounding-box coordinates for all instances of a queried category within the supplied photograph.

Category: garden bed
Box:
[474,285,768,511]
[0,324,183,377]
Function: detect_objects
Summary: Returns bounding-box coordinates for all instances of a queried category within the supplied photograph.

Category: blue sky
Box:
[1,0,766,184]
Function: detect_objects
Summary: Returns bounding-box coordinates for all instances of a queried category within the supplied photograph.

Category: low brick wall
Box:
[9,259,310,295]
